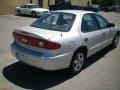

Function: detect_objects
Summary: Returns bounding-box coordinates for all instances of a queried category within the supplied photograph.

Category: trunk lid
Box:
[14,26,61,40]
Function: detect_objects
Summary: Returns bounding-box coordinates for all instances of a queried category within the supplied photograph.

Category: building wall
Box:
[0,0,30,15]
[0,0,91,15]
[43,0,55,9]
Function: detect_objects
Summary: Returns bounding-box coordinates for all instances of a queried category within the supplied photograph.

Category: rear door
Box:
[80,13,103,57]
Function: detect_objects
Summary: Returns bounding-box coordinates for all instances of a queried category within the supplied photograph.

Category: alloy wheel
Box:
[72,53,84,72]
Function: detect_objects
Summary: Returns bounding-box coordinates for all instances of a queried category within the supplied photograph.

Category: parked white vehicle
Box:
[11,10,119,75]
[16,4,49,17]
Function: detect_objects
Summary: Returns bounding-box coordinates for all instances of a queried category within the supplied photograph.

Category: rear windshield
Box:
[31,12,76,32]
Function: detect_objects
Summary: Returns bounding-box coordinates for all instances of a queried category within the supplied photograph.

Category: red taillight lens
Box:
[46,41,61,50]
[13,32,44,47]
[13,32,61,50]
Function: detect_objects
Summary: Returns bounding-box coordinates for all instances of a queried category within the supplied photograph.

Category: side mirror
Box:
[107,23,115,27]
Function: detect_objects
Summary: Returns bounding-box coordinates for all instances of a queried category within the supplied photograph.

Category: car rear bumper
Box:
[10,43,73,70]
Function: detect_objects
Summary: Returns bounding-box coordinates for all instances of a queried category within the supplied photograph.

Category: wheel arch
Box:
[70,45,88,67]
[68,46,88,74]
[73,46,88,58]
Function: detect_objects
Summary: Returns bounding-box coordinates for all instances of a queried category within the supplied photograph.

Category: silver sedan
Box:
[16,4,49,17]
[11,10,119,75]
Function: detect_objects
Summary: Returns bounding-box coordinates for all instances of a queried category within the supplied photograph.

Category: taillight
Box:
[46,41,61,50]
[13,32,61,50]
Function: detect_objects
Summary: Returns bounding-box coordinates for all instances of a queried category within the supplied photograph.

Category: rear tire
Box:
[32,12,37,17]
[69,51,85,75]
[111,33,119,48]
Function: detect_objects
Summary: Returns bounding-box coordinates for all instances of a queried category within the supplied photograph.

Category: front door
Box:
[94,14,111,47]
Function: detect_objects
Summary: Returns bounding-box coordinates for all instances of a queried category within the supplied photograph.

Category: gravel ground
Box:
[0,12,120,90]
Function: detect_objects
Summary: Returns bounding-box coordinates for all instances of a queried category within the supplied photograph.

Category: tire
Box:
[17,10,21,15]
[69,51,85,75]
[111,33,119,48]
[32,12,36,17]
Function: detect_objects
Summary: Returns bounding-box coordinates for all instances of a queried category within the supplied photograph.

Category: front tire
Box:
[69,51,85,75]
[32,12,37,17]
[111,33,119,48]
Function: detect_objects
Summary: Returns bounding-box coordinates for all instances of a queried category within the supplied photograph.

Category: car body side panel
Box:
[110,27,119,41]
[100,28,112,48]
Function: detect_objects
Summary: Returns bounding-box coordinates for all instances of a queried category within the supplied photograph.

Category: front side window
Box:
[95,14,109,29]
[81,13,99,32]
[31,12,76,32]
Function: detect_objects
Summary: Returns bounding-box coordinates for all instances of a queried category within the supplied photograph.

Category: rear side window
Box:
[95,14,109,29]
[81,13,99,32]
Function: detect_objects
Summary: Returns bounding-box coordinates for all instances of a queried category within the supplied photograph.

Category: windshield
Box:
[28,5,39,8]
[31,12,76,32]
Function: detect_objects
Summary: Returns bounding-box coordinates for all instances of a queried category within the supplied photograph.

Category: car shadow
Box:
[3,46,113,90]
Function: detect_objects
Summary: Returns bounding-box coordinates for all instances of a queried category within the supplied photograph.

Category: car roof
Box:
[53,10,95,15]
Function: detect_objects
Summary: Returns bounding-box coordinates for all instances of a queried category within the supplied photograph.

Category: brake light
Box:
[46,41,61,50]
[13,32,61,50]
